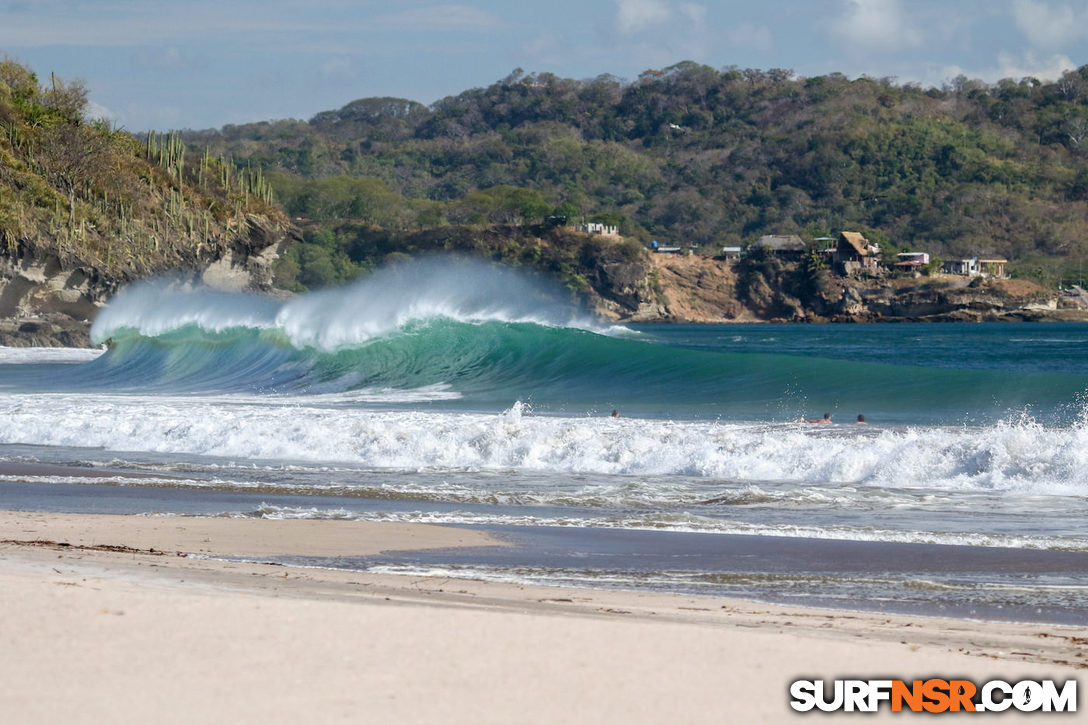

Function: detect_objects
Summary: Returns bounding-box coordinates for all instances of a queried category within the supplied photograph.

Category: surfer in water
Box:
[804,413,832,424]
[856,414,868,424]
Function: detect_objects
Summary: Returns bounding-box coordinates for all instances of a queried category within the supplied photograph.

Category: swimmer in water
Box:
[804,413,832,424]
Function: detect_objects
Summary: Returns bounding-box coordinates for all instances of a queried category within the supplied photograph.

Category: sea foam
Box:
[90,257,616,349]
[2,393,1087,496]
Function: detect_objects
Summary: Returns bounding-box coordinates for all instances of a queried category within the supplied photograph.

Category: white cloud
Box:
[520,30,573,66]
[832,0,920,51]
[724,21,772,51]
[0,2,450,47]
[615,0,672,35]
[612,0,711,62]
[319,57,363,83]
[83,99,114,123]
[938,52,1076,85]
[0,4,337,47]
[1011,0,1088,48]
[371,5,503,31]
[992,51,1077,80]
[679,3,706,25]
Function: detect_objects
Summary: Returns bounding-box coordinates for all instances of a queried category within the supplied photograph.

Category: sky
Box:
[1,0,1086,132]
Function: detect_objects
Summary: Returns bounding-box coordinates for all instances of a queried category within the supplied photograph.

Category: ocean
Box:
[3,258,1088,624]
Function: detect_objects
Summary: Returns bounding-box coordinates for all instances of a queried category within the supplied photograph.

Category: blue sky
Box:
[1,0,1086,131]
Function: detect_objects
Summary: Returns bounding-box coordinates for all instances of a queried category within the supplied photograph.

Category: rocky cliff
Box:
[595,252,1088,325]
[0,215,295,347]
[0,59,301,347]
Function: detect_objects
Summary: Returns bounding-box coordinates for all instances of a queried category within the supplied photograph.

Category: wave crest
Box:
[91,257,613,350]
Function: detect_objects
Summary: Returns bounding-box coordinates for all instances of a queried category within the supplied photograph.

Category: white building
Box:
[579,223,619,236]
[897,252,930,265]
[942,258,979,276]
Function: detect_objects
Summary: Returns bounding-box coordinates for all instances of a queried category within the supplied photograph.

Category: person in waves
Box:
[611,409,620,418]
[855,414,868,424]
[804,413,832,424]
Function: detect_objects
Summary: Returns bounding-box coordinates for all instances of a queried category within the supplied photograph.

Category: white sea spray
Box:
[0,347,105,364]
[2,393,1087,496]
[89,258,620,349]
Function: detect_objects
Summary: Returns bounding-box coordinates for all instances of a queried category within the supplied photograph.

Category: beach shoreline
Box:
[1,509,1082,723]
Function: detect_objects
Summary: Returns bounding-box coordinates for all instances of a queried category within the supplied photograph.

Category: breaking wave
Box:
[2,257,1086,427]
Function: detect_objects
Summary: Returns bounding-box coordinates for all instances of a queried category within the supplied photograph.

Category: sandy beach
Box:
[0,510,1082,723]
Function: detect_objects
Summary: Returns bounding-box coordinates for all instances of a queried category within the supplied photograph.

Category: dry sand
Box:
[0,511,1083,723]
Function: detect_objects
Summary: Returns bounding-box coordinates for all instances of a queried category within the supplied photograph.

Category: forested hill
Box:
[183,62,1088,285]
[0,58,292,345]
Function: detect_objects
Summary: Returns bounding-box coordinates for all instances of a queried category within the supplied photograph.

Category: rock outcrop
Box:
[622,254,747,322]
[0,215,296,347]
[601,253,1088,325]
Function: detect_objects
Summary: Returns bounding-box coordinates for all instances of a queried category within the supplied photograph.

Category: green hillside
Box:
[180,62,1088,289]
[5,55,1088,302]
[0,58,286,281]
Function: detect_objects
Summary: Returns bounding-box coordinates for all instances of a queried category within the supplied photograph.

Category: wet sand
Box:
[0,510,1083,723]
[0,460,172,479]
[5,470,1087,625]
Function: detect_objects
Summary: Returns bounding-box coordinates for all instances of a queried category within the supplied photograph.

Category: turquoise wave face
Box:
[15,261,1088,425]
[35,315,1088,426]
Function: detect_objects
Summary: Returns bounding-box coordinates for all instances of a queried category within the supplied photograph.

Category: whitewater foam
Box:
[91,258,618,350]
[0,347,105,365]
[90,280,281,342]
[239,504,1088,550]
[2,393,1087,495]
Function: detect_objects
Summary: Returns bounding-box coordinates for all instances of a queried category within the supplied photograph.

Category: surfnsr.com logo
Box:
[790,679,1077,713]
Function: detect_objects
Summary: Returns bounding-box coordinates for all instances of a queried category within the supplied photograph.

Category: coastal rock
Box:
[585,259,653,313]
[0,315,92,347]
[634,254,749,322]
[612,253,1087,325]
[0,215,296,347]
[201,216,298,292]
[837,286,866,316]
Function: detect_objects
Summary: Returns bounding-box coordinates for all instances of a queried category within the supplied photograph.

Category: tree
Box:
[455,185,552,227]
[42,74,89,124]
[34,122,112,227]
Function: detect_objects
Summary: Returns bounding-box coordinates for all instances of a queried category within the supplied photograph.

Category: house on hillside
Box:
[833,231,882,275]
[580,223,619,237]
[897,252,930,265]
[893,251,930,273]
[942,257,1006,278]
[942,258,979,276]
[979,258,1008,279]
[750,234,806,260]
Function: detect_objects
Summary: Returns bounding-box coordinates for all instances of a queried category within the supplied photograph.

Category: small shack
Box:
[580,223,619,236]
[893,251,930,273]
[979,259,1008,279]
[834,232,882,275]
[750,234,806,260]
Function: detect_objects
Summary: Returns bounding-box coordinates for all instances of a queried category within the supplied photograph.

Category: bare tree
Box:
[34,122,113,227]
[42,74,89,123]
[1064,113,1088,151]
